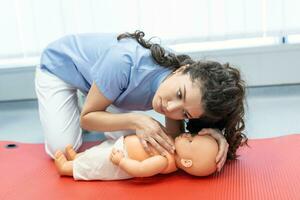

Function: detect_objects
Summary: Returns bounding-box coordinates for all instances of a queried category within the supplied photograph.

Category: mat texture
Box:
[1,134,300,200]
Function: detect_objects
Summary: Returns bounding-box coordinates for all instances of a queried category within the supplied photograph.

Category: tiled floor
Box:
[1,84,300,143]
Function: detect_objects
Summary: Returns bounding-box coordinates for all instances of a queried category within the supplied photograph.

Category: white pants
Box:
[35,67,134,158]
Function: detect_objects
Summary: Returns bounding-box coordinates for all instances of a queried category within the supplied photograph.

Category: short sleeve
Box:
[91,46,132,102]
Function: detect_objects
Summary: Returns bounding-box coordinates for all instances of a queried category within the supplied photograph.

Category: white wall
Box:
[0,43,300,101]
[0,65,36,101]
[189,43,300,87]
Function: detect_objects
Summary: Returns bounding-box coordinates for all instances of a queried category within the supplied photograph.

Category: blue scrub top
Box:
[40,33,172,111]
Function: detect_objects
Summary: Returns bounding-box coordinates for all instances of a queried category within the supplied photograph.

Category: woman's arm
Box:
[110,149,168,177]
[81,83,174,155]
[80,83,138,132]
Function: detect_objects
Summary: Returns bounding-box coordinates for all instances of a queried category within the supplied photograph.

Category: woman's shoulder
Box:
[42,33,119,53]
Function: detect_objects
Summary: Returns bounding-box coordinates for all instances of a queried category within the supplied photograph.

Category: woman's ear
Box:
[181,158,193,168]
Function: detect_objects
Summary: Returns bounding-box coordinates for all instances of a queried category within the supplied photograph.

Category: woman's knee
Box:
[44,129,83,158]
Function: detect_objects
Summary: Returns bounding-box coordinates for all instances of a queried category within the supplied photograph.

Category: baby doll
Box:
[54,133,218,180]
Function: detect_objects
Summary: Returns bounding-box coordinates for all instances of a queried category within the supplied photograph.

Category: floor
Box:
[1,84,300,143]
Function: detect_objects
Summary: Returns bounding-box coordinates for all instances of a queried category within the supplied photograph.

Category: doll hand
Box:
[110,148,125,165]
[198,128,229,172]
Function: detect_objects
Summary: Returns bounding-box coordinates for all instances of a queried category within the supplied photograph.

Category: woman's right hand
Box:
[132,113,175,156]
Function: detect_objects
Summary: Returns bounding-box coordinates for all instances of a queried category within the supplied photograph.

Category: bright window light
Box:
[0,57,39,68]
[170,37,279,53]
[288,34,300,44]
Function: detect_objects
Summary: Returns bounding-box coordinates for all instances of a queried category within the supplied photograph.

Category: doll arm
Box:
[110,149,168,177]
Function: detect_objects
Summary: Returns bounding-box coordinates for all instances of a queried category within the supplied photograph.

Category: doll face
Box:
[174,133,218,176]
[152,69,204,120]
[174,133,194,159]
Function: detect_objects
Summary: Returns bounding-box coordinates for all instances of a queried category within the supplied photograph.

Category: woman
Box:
[35,30,247,172]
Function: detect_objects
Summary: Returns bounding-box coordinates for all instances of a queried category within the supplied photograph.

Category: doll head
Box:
[174,133,218,176]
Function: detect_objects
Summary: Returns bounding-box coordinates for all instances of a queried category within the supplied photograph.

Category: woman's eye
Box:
[177,89,182,99]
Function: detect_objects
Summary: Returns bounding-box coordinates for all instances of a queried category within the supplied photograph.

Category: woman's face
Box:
[152,70,204,120]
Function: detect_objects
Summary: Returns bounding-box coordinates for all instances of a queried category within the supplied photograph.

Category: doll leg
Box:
[54,150,73,176]
[65,145,82,160]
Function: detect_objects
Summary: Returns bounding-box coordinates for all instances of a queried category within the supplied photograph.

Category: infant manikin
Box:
[54,133,219,180]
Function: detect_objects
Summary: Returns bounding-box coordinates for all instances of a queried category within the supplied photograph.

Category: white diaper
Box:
[73,136,133,180]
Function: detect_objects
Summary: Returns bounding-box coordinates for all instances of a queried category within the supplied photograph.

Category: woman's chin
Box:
[153,107,161,114]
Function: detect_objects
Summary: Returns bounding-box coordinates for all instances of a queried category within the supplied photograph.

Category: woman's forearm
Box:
[80,111,139,132]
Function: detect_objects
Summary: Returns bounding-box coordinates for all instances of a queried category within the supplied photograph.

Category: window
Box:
[1,0,300,64]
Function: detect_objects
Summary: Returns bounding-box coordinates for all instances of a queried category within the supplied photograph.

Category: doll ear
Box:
[181,158,193,168]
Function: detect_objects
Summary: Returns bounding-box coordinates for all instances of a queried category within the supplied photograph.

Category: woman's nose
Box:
[166,101,182,112]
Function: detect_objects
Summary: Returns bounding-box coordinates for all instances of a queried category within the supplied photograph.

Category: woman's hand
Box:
[198,128,229,172]
[132,114,175,156]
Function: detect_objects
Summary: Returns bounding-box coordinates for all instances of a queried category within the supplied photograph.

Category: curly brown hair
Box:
[117,30,248,160]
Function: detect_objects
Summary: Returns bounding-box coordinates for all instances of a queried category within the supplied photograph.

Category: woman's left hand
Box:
[198,128,229,172]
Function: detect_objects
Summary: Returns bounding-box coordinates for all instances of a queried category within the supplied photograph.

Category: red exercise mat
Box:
[1,134,300,200]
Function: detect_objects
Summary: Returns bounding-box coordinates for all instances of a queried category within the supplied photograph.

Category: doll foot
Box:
[65,145,77,160]
[54,150,68,175]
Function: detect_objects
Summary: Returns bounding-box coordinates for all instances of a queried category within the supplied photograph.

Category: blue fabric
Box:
[40,33,172,111]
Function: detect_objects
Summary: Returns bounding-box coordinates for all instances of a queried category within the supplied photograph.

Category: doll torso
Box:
[124,135,177,174]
